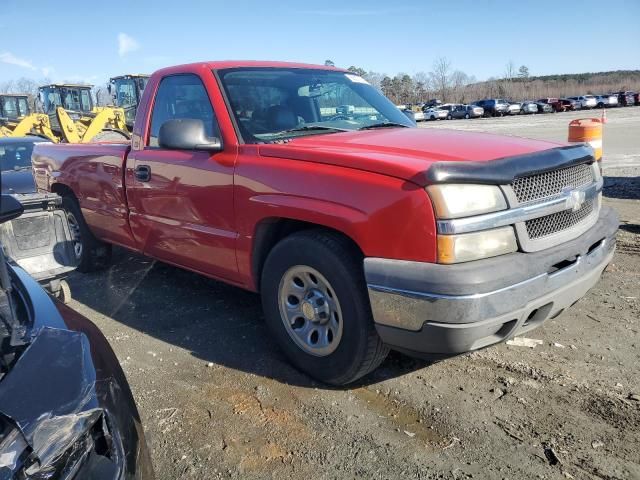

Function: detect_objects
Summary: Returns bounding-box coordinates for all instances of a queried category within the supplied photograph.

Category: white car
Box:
[595,95,618,108]
[507,103,521,115]
[569,95,597,109]
[423,107,448,120]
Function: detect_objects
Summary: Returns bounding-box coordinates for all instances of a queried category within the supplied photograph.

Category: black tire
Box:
[62,195,112,272]
[261,230,389,385]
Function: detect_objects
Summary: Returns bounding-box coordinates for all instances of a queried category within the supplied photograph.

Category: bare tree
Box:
[504,61,517,81]
[430,57,452,101]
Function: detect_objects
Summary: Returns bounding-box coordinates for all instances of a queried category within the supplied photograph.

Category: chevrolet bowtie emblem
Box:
[563,187,586,212]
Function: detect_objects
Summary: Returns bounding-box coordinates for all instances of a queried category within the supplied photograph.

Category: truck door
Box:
[125,73,238,282]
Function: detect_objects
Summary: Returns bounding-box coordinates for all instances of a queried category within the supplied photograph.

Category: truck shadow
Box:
[67,248,432,389]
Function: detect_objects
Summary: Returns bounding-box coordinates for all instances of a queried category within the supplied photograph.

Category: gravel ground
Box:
[65,106,639,480]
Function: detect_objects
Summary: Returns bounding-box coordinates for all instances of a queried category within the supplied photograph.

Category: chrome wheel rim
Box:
[278,265,343,357]
[66,211,83,259]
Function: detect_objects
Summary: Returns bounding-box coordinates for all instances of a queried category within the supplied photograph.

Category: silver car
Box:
[520,101,539,114]
[595,95,618,108]
[424,107,448,120]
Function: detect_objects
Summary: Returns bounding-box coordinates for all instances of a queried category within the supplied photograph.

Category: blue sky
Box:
[1,0,638,86]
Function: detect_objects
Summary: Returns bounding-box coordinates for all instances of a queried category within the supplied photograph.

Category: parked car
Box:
[448,104,483,119]
[595,94,619,108]
[399,108,421,123]
[0,194,154,479]
[520,101,539,114]
[424,106,448,120]
[506,103,521,115]
[614,91,636,106]
[411,109,425,122]
[473,99,510,117]
[32,61,618,385]
[559,98,579,111]
[0,137,51,195]
[537,98,564,112]
[535,101,554,113]
[568,95,597,109]
[634,92,640,105]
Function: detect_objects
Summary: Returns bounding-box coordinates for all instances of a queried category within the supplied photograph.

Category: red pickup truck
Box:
[32,61,617,385]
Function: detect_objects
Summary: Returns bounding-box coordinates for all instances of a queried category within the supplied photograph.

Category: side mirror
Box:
[107,83,112,94]
[158,119,222,152]
[0,195,24,223]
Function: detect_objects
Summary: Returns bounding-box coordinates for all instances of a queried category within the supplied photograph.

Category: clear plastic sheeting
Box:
[0,327,121,478]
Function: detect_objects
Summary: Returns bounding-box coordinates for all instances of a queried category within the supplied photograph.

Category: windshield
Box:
[113,79,138,107]
[218,68,414,143]
[0,142,35,171]
[40,87,61,113]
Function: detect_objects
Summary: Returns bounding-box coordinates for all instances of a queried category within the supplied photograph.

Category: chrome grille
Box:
[525,198,595,239]
[511,163,594,204]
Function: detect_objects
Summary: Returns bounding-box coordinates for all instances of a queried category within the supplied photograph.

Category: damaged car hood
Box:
[0,266,153,479]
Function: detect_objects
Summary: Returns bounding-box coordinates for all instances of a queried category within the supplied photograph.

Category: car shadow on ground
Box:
[67,248,432,389]
[604,176,640,200]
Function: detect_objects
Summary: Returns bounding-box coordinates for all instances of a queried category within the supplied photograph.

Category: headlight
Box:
[426,184,507,219]
[437,227,518,264]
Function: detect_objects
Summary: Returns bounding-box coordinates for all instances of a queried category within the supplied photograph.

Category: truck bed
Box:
[32,142,136,249]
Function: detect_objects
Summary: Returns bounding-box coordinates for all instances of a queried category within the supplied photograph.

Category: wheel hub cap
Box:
[278,266,343,357]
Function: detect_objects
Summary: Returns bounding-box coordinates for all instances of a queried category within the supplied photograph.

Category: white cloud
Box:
[0,51,37,70]
[41,66,53,77]
[118,33,140,57]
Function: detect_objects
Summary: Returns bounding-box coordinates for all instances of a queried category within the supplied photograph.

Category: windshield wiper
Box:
[275,125,351,136]
[359,122,409,130]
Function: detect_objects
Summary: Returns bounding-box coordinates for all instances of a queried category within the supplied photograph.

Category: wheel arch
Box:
[251,217,364,292]
[50,182,77,200]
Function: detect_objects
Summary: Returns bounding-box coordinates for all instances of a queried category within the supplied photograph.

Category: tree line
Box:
[334,59,640,106]
[3,60,640,112]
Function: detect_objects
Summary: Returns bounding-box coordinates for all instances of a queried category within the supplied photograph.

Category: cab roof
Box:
[110,74,149,80]
[38,83,94,89]
[153,60,347,77]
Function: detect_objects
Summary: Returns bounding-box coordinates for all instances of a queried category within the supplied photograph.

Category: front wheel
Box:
[261,230,389,385]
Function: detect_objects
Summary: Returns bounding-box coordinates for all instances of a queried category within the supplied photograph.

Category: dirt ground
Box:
[65,107,639,480]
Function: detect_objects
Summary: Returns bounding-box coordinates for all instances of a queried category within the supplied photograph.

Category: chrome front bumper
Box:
[364,207,618,355]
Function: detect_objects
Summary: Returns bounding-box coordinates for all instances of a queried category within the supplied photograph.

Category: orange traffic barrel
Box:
[568,118,602,161]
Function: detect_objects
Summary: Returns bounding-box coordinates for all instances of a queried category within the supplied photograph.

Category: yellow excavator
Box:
[38,84,129,142]
[0,93,60,141]
[108,74,149,128]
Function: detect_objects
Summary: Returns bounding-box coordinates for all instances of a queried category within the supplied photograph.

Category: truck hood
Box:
[258,128,564,185]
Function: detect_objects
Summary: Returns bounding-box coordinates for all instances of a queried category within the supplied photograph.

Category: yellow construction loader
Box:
[0,94,59,141]
[38,84,130,142]
[108,74,149,127]
[0,94,31,121]
[0,113,59,142]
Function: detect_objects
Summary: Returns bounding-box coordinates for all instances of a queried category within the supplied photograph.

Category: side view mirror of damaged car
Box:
[0,194,24,223]
[158,119,222,152]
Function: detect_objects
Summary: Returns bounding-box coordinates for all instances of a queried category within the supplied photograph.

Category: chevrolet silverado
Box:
[32,61,618,385]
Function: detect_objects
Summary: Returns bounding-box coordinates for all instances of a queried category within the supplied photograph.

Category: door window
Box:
[148,74,220,147]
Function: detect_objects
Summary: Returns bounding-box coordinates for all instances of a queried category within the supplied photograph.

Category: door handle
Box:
[135,165,151,182]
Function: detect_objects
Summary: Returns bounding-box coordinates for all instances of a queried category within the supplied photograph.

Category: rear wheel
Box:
[62,196,112,272]
[261,230,389,385]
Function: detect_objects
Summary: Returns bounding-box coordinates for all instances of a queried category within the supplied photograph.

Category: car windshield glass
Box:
[218,68,414,143]
[0,142,35,171]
